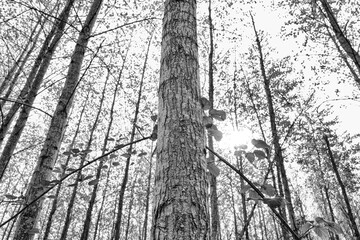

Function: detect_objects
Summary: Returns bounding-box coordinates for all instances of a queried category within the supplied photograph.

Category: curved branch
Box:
[0,97,52,118]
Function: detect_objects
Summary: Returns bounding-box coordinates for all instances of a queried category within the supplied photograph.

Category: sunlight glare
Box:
[218,127,253,150]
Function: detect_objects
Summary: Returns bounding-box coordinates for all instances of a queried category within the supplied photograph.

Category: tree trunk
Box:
[0,16,42,102]
[0,0,74,148]
[323,135,360,240]
[12,0,102,238]
[250,14,297,234]
[151,0,209,239]
[77,71,109,240]
[113,32,152,240]
[207,1,221,239]
[141,153,154,240]
[42,92,89,240]
[319,0,360,78]
[92,51,128,240]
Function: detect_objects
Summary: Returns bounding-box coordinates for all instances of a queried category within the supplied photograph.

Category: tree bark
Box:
[12,0,102,238]
[319,0,360,78]
[0,0,74,148]
[323,135,360,240]
[207,1,221,239]
[113,32,152,240]
[0,16,42,101]
[151,0,210,239]
[250,14,297,235]
[43,91,89,240]
[78,71,109,240]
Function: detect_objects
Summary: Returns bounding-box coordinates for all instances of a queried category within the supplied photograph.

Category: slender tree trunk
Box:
[229,177,239,239]
[42,92,89,240]
[0,16,42,101]
[124,177,137,240]
[77,72,109,240]
[0,0,74,148]
[92,42,131,240]
[141,150,154,240]
[0,24,42,109]
[319,0,360,78]
[250,14,296,234]
[13,0,102,238]
[0,0,75,180]
[207,1,221,239]
[237,156,249,240]
[323,135,360,240]
[151,0,210,239]
[113,32,152,240]
[324,24,360,85]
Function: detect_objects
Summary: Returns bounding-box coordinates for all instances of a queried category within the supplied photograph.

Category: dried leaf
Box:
[254,150,267,159]
[27,228,40,234]
[138,151,147,157]
[245,152,255,163]
[88,179,99,186]
[251,139,270,149]
[209,109,226,121]
[151,115,157,122]
[200,97,211,110]
[121,153,131,158]
[71,148,80,153]
[5,194,17,200]
[207,162,220,177]
[299,222,312,235]
[63,151,72,156]
[203,116,213,128]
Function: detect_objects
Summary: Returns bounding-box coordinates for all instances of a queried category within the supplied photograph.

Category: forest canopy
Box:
[0,0,359,239]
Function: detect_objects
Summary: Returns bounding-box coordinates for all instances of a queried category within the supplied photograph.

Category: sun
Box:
[218,126,253,151]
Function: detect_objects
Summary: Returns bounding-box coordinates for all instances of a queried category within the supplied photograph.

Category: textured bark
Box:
[43,93,88,240]
[324,24,360,86]
[151,0,209,239]
[207,1,220,240]
[12,0,102,238]
[113,33,151,240]
[323,135,360,240]
[142,155,153,240]
[250,14,296,235]
[0,1,73,147]
[319,0,360,78]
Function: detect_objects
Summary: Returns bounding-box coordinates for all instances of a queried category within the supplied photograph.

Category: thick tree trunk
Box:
[12,0,102,238]
[323,135,360,240]
[151,0,209,239]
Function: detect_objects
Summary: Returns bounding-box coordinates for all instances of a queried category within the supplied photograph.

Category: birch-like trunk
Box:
[151,0,209,239]
[12,0,102,239]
